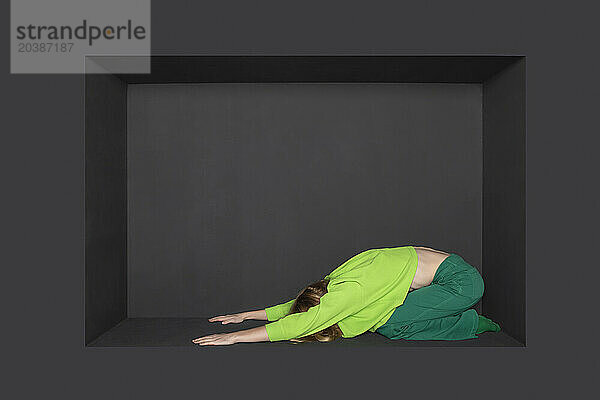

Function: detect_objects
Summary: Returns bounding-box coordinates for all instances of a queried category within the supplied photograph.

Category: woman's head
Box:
[287,278,343,343]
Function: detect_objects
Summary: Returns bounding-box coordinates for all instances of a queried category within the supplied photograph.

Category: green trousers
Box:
[376,253,484,340]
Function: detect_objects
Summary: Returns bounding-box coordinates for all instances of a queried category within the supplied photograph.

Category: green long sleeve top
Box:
[263,245,418,341]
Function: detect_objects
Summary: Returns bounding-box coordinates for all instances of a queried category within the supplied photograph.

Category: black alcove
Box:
[85,56,526,347]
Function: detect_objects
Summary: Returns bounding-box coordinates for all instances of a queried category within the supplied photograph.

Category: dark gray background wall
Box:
[127,83,482,317]
[3,0,599,398]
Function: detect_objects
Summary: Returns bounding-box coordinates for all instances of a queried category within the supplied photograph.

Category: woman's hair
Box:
[286,278,343,344]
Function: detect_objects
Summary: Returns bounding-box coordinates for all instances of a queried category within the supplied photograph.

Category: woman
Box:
[192,245,501,346]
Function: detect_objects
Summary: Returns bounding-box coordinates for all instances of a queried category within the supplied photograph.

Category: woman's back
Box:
[324,246,418,300]
[322,245,419,336]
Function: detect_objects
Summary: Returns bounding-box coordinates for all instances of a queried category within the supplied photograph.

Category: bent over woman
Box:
[192,245,501,346]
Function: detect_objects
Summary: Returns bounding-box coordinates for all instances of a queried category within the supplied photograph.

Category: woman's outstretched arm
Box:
[192,325,270,346]
[243,309,268,320]
[208,309,268,325]
[208,298,297,325]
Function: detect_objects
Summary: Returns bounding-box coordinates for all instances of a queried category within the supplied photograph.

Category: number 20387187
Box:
[17,42,74,53]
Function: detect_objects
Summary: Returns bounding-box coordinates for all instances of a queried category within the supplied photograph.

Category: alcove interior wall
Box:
[85,56,525,347]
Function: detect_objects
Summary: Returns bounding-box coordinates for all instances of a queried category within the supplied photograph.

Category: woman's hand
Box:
[208,312,248,325]
[192,332,238,346]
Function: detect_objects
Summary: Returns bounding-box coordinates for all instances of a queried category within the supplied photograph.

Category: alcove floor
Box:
[88,318,524,347]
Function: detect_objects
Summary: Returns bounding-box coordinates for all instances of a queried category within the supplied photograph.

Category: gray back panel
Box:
[127,83,482,317]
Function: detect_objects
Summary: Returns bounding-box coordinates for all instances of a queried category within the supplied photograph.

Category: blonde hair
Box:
[286,278,343,344]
